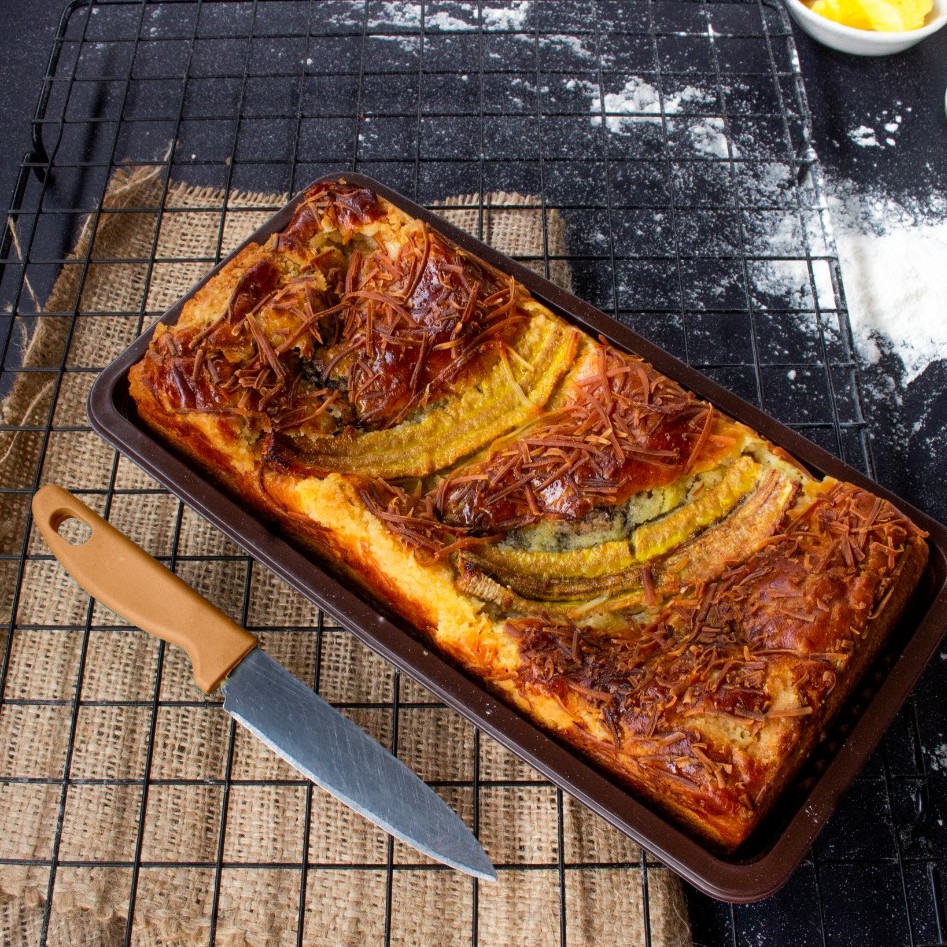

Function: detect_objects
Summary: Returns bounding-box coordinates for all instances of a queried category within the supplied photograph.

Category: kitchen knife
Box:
[31,485,496,881]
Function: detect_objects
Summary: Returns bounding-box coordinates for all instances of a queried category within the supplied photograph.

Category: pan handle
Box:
[31,485,257,693]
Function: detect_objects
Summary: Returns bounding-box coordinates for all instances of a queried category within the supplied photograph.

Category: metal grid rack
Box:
[2,1,946,945]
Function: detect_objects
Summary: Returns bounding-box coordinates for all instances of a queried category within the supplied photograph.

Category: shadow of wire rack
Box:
[2,0,946,945]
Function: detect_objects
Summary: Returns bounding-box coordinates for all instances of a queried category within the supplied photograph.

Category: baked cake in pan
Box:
[129,179,928,851]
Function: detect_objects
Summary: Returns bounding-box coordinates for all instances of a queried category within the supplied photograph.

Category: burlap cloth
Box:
[0,167,692,947]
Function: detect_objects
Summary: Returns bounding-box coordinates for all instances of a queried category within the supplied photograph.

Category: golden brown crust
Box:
[501,482,928,848]
[130,360,443,635]
[129,179,929,852]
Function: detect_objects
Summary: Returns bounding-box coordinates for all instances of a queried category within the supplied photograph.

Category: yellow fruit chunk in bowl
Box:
[783,0,946,54]
[808,0,932,31]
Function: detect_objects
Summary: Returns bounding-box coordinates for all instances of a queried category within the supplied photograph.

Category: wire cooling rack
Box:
[3,1,947,945]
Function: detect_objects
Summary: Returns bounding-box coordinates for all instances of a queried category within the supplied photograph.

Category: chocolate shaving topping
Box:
[502,482,923,792]
[438,345,719,532]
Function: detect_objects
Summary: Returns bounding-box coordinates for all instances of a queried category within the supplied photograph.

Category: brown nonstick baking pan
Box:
[87,172,947,902]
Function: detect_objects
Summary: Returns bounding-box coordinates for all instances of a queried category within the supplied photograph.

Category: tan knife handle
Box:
[31,485,257,693]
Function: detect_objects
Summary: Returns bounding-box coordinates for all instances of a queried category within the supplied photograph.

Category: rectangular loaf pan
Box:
[88,172,947,902]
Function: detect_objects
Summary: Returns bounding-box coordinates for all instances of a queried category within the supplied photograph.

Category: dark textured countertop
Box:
[796,25,947,532]
[2,2,945,945]
[5,1,942,517]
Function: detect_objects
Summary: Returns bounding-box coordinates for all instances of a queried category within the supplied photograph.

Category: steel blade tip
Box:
[430,829,496,882]
[464,850,498,883]
[222,650,497,880]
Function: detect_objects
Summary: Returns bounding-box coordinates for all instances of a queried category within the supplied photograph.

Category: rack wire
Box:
[2,1,946,945]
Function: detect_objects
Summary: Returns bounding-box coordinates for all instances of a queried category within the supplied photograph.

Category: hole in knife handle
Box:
[53,511,93,546]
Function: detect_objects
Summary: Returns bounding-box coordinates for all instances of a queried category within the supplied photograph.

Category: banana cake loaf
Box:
[129,179,928,851]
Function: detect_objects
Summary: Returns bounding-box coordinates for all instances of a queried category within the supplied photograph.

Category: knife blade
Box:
[31,485,495,881]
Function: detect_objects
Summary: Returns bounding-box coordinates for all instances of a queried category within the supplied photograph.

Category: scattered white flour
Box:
[424,8,479,30]
[553,34,596,59]
[145,5,164,37]
[849,125,881,148]
[599,76,715,118]
[748,258,817,309]
[481,3,531,30]
[845,109,909,151]
[369,0,530,31]
[587,76,731,159]
[825,181,947,385]
[685,116,729,159]
[369,1,422,28]
[928,742,947,772]
[747,175,945,385]
[602,77,662,116]
[748,211,802,255]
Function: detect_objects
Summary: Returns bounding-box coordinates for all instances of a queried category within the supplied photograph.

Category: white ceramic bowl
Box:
[783,0,947,54]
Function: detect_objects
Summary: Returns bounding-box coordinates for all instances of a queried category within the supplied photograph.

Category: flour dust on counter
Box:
[583,75,732,159]
[822,173,947,523]
[929,741,947,773]
[844,107,909,150]
[849,125,882,149]
[367,1,532,35]
[824,178,947,386]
